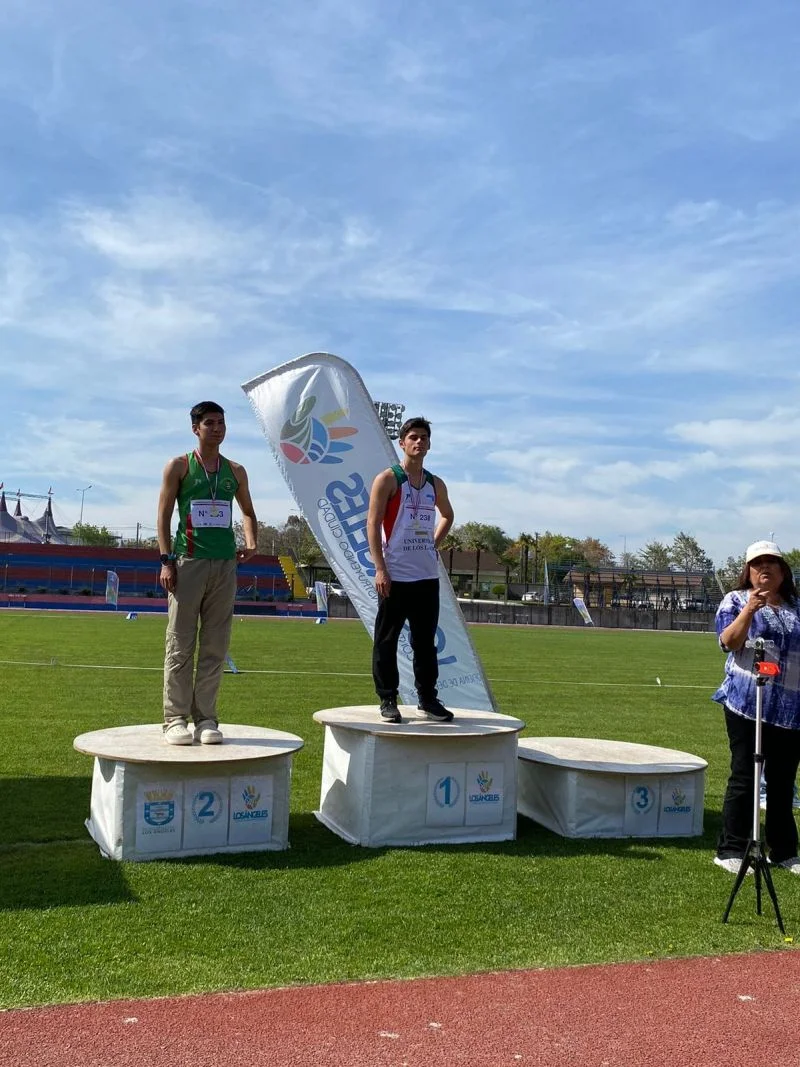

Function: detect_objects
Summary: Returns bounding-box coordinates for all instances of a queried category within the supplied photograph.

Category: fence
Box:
[327,596,716,632]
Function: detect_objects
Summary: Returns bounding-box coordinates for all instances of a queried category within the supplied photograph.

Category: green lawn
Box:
[0,612,795,1008]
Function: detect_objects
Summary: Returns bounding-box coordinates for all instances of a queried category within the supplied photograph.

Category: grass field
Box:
[0,611,796,1009]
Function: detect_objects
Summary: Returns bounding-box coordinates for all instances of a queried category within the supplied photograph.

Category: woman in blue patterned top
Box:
[712,540,800,874]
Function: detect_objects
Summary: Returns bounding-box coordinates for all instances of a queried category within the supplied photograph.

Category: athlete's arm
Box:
[432,477,454,549]
[367,469,396,597]
[156,456,185,593]
[231,462,258,562]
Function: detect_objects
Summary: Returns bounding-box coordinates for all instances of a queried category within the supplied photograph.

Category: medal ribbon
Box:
[193,450,220,502]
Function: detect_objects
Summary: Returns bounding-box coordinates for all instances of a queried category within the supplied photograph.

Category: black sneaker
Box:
[417,699,454,722]
[379,698,402,723]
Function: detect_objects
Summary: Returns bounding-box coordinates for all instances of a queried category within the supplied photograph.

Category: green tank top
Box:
[173,452,238,560]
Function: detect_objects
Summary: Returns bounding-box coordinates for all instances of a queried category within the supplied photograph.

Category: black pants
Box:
[372,578,439,702]
[718,706,800,863]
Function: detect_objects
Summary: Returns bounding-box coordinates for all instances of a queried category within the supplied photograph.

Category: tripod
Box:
[722,639,785,933]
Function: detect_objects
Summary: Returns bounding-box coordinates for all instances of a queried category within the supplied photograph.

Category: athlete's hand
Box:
[236,546,257,562]
[160,563,177,594]
[375,566,391,598]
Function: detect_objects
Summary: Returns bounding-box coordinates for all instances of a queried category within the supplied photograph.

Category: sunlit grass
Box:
[0,612,795,1008]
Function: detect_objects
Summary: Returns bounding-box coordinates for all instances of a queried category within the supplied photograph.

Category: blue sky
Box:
[2,0,799,564]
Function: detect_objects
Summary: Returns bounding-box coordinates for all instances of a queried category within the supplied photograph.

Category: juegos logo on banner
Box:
[243,352,496,712]
[280,396,357,465]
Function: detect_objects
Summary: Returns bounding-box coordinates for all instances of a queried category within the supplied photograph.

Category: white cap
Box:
[745,540,783,564]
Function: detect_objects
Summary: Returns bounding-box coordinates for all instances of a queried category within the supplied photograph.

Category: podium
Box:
[73,724,304,861]
[517,737,707,838]
[312,706,525,847]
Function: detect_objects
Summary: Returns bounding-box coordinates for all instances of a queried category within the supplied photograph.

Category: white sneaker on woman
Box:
[770,856,800,874]
[713,855,753,875]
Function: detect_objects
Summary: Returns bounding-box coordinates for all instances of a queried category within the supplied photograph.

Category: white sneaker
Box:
[713,855,753,875]
[194,720,223,744]
[164,720,193,746]
[771,856,800,874]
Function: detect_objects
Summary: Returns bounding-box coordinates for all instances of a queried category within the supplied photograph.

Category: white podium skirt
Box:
[87,755,294,861]
[317,726,519,847]
[518,762,705,838]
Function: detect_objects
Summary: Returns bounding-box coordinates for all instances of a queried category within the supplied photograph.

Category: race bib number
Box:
[413,505,435,535]
[190,499,232,528]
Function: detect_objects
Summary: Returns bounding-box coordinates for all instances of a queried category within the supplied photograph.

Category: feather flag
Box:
[242,352,497,711]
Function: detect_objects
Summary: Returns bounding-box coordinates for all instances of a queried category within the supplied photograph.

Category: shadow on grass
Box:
[174,810,726,872]
[0,776,135,911]
[405,809,724,862]
[0,775,92,847]
[0,774,726,911]
[0,842,136,911]
[169,812,389,871]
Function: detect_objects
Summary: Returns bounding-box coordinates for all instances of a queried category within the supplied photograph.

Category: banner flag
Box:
[242,352,496,711]
[314,580,329,616]
[543,559,550,606]
[105,570,119,608]
[573,596,595,626]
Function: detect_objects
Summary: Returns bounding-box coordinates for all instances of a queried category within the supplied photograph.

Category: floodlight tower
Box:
[77,485,93,525]
[374,401,406,440]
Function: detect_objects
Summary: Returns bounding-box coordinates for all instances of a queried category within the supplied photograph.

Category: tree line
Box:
[72,518,800,595]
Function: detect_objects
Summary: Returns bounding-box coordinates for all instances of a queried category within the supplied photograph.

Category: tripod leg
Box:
[722,848,755,924]
[759,858,786,935]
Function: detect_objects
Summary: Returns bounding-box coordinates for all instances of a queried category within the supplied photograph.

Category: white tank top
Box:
[382,465,439,582]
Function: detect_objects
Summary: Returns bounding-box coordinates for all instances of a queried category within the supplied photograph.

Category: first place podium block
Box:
[313,706,525,847]
[73,724,304,861]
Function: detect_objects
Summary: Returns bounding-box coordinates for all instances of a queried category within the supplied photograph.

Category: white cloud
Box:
[3,0,800,566]
[672,408,800,451]
[66,195,240,271]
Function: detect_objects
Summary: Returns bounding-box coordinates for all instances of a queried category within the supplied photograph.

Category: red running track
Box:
[2,952,798,1067]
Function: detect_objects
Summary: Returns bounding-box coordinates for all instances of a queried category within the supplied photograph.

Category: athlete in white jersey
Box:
[367,417,455,723]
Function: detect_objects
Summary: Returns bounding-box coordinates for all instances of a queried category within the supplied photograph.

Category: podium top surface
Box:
[518,736,707,773]
[73,724,304,764]
[313,705,525,737]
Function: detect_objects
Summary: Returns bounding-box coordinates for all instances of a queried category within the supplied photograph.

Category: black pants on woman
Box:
[372,578,439,702]
[718,706,800,863]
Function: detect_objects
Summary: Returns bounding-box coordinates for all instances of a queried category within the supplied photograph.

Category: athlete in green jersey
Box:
[172,452,239,561]
[157,401,258,746]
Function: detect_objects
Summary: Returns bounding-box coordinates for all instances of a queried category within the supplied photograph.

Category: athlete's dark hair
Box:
[190,401,225,427]
[398,416,431,440]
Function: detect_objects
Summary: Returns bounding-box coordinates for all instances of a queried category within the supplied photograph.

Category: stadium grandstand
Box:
[1,541,298,613]
[0,486,302,613]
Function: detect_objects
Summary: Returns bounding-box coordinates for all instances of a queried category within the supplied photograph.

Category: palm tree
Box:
[462,527,490,598]
[515,532,537,591]
[439,530,463,578]
[499,547,520,603]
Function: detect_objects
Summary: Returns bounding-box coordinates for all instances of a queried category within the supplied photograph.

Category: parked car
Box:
[329,583,347,599]
[521,592,541,603]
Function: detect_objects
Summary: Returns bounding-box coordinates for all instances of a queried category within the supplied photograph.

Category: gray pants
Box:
[163,557,237,727]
